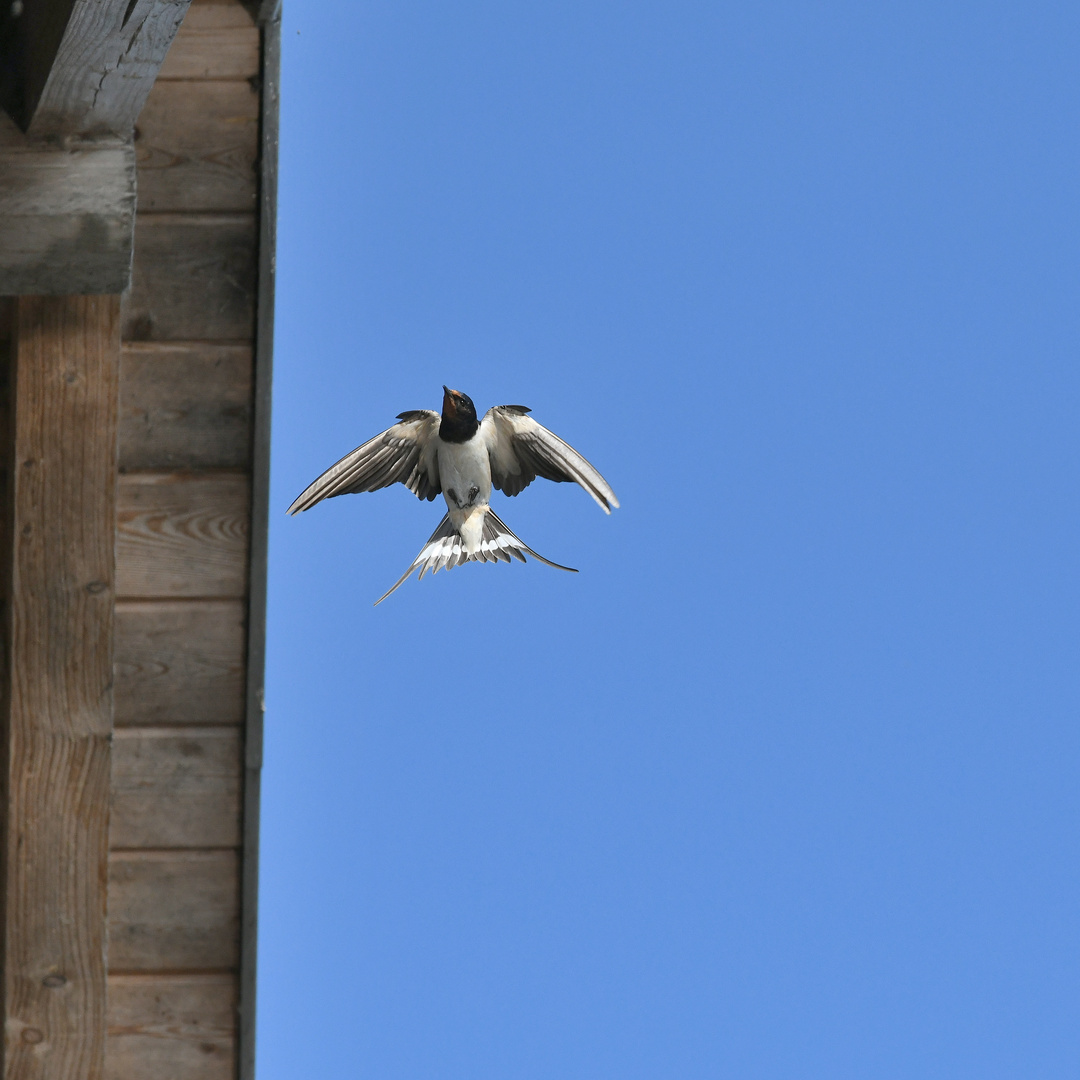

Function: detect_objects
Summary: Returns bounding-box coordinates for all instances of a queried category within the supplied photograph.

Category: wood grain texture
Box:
[158,0,258,79]
[114,601,245,726]
[0,139,135,295]
[121,215,256,341]
[134,80,258,212]
[3,297,120,1080]
[19,0,193,137]
[109,852,240,972]
[120,343,252,470]
[106,974,235,1080]
[111,727,241,849]
[116,472,250,599]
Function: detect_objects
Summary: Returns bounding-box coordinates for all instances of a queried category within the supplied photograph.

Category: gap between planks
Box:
[121,339,253,346]
[109,848,238,855]
[113,596,251,604]
[154,77,260,84]
[113,724,240,735]
[119,470,251,477]
[135,212,256,225]
[108,970,236,978]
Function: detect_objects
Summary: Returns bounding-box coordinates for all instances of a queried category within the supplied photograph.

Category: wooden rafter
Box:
[1,0,192,137]
[0,0,192,296]
[0,119,135,296]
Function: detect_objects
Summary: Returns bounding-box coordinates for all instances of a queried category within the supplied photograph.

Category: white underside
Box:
[437,436,493,553]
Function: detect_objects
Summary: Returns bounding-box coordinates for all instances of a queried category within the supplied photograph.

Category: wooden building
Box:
[0,1,279,1076]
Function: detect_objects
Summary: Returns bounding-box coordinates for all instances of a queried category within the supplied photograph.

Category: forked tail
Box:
[374,508,577,605]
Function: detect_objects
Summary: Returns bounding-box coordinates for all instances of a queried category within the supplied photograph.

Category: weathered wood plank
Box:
[121,215,256,341]
[111,728,241,849]
[114,601,246,726]
[116,472,250,599]
[158,0,259,80]
[106,974,235,1080]
[3,296,120,1080]
[0,138,135,295]
[183,0,257,28]
[109,852,240,972]
[134,80,258,212]
[6,0,193,137]
[120,343,252,470]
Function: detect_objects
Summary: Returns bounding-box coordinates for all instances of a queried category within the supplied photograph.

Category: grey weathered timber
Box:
[110,727,242,849]
[0,129,135,295]
[108,851,240,972]
[121,214,257,340]
[2,296,120,1080]
[0,0,191,293]
[106,974,235,1080]
[240,12,278,1078]
[135,80,259,213]
[4,0,193,137]
[120,343,253,470]
[114,600,246,726]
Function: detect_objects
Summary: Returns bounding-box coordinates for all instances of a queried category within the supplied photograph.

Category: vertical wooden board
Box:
[121,216,256,342]
[107,974,235,1080]
[108,852,240,972]
[134,80,258,213]
[119,343,252,470]
[116,472,250,599]
[111,727,241,849]
[4,296,120,1080]
[114,601,246,726]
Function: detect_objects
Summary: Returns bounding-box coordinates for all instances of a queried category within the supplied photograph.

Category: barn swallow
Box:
[288,386,619,604]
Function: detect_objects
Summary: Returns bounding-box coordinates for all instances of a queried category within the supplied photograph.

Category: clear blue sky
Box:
[258,3,1080,1076]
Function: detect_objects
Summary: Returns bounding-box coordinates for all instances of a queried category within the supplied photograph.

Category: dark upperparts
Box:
[440,386,480,443]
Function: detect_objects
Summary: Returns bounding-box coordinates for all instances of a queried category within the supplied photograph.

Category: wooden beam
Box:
[1,296,120,1079]
[0,0,186,294]
[240,13,279,1078]
[2,0,193,137]
[240,0,281,27]
[0,124,135,295]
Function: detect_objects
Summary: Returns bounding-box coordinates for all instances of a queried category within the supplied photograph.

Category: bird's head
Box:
[442,386,477,425]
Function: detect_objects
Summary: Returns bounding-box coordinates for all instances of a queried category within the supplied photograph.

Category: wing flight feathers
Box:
[483,406,620,513]
[287,410,441,515]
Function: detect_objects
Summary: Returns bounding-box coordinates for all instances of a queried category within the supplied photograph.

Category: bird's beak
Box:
[442,385,456,416]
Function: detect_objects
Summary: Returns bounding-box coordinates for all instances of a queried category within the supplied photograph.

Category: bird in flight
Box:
[288,386,620,604]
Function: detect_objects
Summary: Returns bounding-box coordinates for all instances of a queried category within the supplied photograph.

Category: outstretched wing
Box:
[481,405,620,513]
[287,410,441,515]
